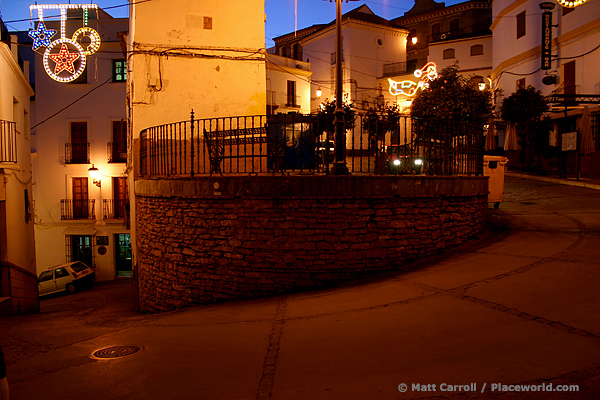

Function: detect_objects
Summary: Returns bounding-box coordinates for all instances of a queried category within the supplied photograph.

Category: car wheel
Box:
[66,283,77,293]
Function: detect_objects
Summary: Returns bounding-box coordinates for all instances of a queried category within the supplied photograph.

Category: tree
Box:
[362,103,402,154]
[410,64,492,129]
[500,85,549,169]
[315,98,356,140]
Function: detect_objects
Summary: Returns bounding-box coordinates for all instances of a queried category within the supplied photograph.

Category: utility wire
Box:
[31,75,113,130]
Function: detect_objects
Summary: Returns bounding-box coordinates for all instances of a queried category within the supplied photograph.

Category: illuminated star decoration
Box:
[49,44,80,74]
[28,22,57,50]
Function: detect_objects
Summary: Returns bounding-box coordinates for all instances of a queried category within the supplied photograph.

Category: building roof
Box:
[273,4,404,45]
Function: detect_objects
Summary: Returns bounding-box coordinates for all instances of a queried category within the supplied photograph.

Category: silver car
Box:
[38,262,95,296]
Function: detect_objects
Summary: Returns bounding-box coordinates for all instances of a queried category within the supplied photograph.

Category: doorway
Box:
[115,233,132,277]
[71,235,93,267]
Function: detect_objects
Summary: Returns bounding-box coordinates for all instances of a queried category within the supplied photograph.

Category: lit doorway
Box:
[115,233,132,277]
[71,235,93,267]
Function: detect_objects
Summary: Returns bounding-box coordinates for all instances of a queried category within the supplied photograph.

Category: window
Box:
[69,235,93,267]
[563,61,576,95]
[112,59,127,82]
[449,19,460,35]
[68,121,88,164]
[109,120,127,163]
[471,45,484,56]
[113,177,129,219]
[407,59,417,73]
[431,23,441,38]
[72,177,89,219]
[38,270,53,282]
[517,78,525,90]
[287,80,298,107]
[55,267,70,279]
[443,48,455,59]
[517,11,526,39]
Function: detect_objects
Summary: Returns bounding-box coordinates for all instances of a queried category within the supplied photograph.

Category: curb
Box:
[506,172,600,191]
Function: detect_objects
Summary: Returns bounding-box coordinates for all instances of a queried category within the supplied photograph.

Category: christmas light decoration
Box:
[28,22,56,50]
[388,62,438,97]
[557,0,588,7]
[73,27,101,55]
[43,38,86,82]
[29,4,100,83]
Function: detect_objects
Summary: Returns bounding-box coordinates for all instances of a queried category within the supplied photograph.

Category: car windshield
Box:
[70,262,89,273]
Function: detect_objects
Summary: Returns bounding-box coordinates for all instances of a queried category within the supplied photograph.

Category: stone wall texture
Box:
[135,176,489,312]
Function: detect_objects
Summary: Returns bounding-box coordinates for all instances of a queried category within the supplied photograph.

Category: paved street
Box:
[2,175,600,399]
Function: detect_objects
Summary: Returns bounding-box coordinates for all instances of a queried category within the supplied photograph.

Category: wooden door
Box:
[72,177,89,219]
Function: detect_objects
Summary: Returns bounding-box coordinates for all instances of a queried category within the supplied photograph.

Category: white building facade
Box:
[491,0,600,175]
[0,24,38,315]
[28,10,131,281]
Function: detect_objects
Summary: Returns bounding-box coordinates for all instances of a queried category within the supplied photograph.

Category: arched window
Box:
[443,48,455,59]
[471,45,484,56]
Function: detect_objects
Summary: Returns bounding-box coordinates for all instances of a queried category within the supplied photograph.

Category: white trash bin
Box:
[483,155,508,209]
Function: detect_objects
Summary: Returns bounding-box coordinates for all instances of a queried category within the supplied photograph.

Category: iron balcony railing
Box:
[103,199,128,220]
[107,142,127,163]
[65,143,90,164]
[60,199,96,220]
[382,62,407,77]
[139,111,484,178]
[0,120,17,163]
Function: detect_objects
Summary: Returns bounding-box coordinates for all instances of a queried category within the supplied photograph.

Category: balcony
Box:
[0,120,17,163]
[382,62,407,78]
[60,199,95,220]
[108,142,127,163]
[285,95,301,108]
[103,199,128,220]
[65,143,90,164]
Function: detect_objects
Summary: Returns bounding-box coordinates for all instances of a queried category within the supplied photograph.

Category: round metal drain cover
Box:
[91,345,142,360]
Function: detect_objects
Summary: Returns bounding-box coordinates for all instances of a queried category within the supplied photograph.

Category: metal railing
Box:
[103,199,128,220]
[139,111,484,178]
[65,143,90,164]
[382,62,407,77]
[60,199,96,220]
[0,120,17,163]
[107,142,127,163]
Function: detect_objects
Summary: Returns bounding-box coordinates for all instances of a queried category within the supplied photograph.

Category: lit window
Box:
[112,59,127,82]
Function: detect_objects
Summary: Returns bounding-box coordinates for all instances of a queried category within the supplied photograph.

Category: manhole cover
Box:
[90,345,143,360]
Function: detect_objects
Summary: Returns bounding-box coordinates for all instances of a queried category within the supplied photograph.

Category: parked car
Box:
[385,144,428,174]
[316,140,335,164]
[38,261,95,296]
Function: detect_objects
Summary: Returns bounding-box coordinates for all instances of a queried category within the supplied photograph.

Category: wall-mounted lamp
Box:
[88,164,101,187]
[478,82,486,91]
[316,88,322,98]
[411,37,418,45]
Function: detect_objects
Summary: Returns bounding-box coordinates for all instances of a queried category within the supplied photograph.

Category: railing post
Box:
[190,109,195,177]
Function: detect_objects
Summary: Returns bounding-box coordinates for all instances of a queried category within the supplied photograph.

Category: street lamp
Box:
[88,164,101,187]
[329,0,357,175]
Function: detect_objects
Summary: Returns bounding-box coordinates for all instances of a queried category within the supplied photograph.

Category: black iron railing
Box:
[60,199,95,220]
[103,199,128,220]
[65,143,90,164]
[0,120,17,163]
[107,142,127,163]
[139,111,484,178]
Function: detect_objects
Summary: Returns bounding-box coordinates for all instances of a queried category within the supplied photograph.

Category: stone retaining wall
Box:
[135,176,488,312]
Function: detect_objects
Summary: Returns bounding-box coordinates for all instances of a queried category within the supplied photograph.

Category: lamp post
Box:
[330,0,357,175]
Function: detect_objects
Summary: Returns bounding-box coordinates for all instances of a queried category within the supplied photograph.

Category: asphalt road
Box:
[1,175,599,400]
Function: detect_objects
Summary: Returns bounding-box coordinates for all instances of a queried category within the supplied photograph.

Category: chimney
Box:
[10,35,18,62]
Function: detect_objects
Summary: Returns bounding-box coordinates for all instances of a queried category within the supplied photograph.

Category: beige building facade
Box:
[0,24,38,315]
